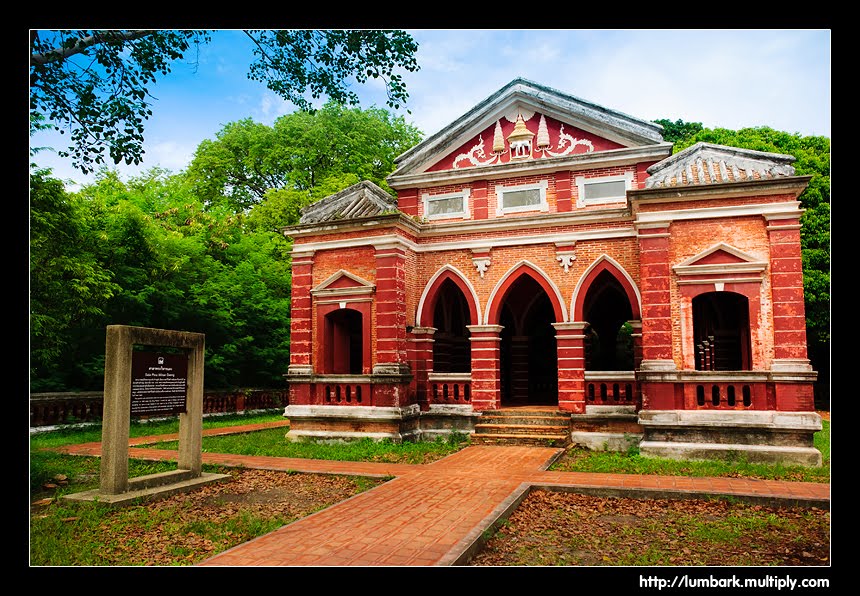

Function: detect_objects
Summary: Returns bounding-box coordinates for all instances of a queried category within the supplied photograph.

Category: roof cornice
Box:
[282,212,421,240]
[628,176,812,203]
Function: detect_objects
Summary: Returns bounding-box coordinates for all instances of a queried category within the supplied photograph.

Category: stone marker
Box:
[63,325,229,506]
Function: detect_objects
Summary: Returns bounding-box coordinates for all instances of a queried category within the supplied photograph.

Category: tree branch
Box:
[30,30,158,67]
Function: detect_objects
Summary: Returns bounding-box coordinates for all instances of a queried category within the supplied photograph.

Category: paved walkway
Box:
[57,421,831,567]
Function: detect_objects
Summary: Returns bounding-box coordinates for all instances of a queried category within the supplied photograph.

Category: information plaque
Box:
[130,351,188,416]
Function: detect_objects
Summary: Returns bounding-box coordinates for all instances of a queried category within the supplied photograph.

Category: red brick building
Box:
[282,79,821,466]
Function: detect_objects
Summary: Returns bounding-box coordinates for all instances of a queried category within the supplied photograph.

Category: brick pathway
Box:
[56,421,830,567]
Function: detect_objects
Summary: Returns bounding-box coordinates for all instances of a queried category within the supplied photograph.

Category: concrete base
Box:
[284,404,422,443]
[638,440,823,467]
[638,409,823,467]
[570,431,642,452]
[419,404,482,441]
[569,405,643,452]
[62,469,230,507]
[283,403,482,443]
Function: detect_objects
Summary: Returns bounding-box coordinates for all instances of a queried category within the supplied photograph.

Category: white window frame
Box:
[575,172,633,208]
[422,189,471,220]
[495,180,549,216]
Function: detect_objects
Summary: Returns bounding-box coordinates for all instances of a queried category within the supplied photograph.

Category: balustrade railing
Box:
[584,372,640,408]
[30,389,288,428]
[310,376,373,406]
[428,373,471,405]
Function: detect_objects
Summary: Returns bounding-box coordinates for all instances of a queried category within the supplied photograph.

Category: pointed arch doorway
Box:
[497,275,559,406]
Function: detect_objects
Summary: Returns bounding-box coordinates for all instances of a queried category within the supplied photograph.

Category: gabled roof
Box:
[389,78,666,178]
[299,180,398,224]
[645,142,797,189]
[673,242,767,277]
[311,270,376,296]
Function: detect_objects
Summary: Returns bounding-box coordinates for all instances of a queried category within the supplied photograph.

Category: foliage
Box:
[245,30,418,111]
[186,102,423,212]
[30,29,419,175]
[30,30,208,174]
[29,170,121,387]
[29,169,293,391]
[652,118,704,144]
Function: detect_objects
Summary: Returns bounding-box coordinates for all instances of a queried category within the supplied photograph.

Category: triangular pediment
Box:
[299,180,397,224]
[311,270,376,296]
[674,243,767,276]
[646,142,797,188]
[389,78,667,178]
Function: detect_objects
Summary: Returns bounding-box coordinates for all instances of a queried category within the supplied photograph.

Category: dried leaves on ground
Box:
[469,490,830,567]
[31,469,385,566]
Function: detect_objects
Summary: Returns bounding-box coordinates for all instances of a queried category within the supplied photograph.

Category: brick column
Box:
[373,243,410,374]
[766,215,817,411]
[628,319,643,369]
[288,250,314,373]
[472,181,488,220]
[767,216,810,363]
[468,325,503,411]
[287,249,314,405]
[556,172,573,212]
[409,327,436,411]
[636,223,678,410]
[554,322,586,413]
[372,242,412,407]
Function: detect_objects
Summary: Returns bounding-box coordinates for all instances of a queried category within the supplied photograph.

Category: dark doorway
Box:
[498,276,558,406]
[432,279,471,373]
[582,270,634,371]
[323,309,363,374]
[692,292,751,371]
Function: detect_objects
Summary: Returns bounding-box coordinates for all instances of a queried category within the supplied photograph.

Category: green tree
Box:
[30,168,294,391]
[652,118,704,144]
[186,102,423,213]
[29,169,121,390]
[29,29,419,175]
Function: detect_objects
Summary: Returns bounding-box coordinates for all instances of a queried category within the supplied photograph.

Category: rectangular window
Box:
[575,172,633,208]
[422,189,470,220]
[502,188,541,209]
[495,180,549,215]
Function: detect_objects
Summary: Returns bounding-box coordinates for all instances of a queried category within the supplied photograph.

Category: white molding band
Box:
[635,201,803,225]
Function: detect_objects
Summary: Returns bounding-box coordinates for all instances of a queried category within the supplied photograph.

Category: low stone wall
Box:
[30,389,288,428]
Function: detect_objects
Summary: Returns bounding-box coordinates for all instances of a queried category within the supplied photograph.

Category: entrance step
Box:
[471,408,571,447]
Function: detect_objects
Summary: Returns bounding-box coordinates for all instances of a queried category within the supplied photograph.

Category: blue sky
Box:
[30,29,831,191]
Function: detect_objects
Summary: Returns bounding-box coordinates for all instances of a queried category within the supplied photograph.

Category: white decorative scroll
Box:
[472,257,491,278]
[556,252,576,273]
[539,124,594,158]
[453,136,500,169]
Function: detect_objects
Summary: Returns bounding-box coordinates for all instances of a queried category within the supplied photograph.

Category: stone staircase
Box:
[471,408,571,447]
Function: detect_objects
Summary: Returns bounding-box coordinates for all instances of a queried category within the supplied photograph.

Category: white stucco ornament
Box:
[539,124,594,158]
[472,257,491,278]
[453,136,500,168]
[556,252,576,272]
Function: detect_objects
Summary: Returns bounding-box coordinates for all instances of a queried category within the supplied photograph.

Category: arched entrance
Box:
[497,276,558,406]
[582,269,635,371]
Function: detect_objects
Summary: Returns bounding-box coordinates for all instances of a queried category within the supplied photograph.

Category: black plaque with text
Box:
[130,351,188,415]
